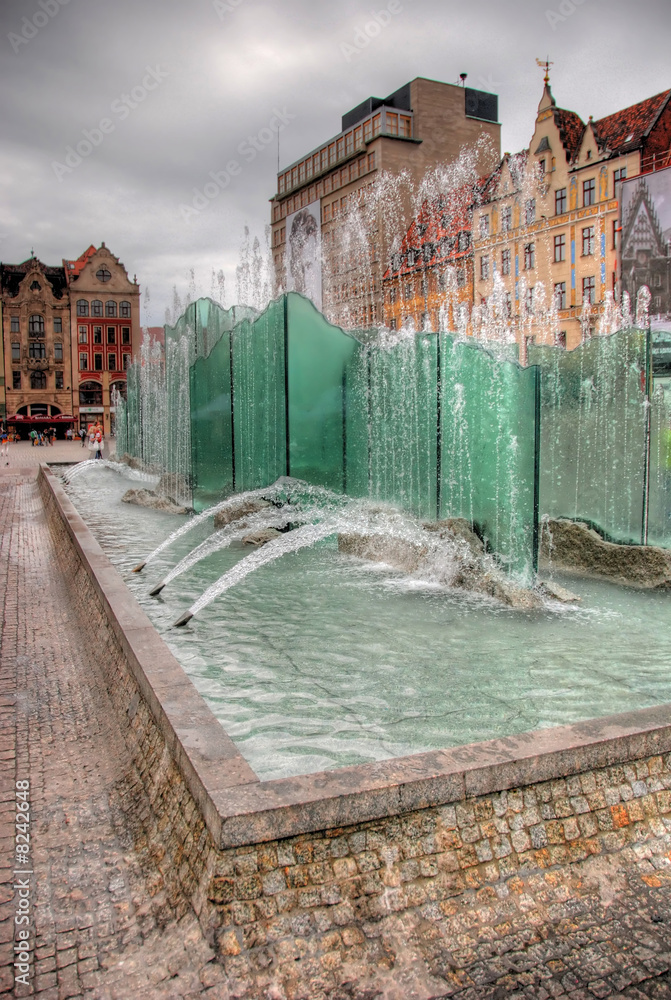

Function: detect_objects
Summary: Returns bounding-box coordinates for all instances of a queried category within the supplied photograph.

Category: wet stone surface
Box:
[1,462,671,998]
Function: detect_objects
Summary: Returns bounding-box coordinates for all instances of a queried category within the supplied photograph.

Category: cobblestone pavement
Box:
[1,465,671,999]
[1,440,109,469]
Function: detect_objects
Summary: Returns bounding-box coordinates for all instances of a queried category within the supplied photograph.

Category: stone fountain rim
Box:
[40,463,671,851]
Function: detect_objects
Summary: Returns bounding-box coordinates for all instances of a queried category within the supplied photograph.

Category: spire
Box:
[536,57,556,114]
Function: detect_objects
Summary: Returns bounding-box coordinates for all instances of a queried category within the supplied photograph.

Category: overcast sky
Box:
[2,0,669,324]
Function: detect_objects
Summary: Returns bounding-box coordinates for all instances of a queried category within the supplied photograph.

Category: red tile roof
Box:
[592,90,670,152]
[553,107,585,160]
[383,184,477,279]
[63,244,97,280]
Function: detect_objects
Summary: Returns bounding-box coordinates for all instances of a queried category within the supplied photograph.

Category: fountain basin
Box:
[38,463,671,997]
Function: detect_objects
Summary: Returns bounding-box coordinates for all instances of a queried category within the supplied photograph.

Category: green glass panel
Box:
[367,334,438,520]
[343,345,371,498]
[529,329,647,544]
[440,335,538,579]
[648,382,671,547]
[190,330,233,510]
[232,297,286,492]
[287,293,359,492]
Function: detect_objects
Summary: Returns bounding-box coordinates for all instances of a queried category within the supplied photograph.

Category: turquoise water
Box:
[64,467,671,781]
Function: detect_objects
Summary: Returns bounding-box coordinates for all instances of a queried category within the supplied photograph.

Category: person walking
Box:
[80,427,86,447]
[0,426,8,464]
[30,428,37,447]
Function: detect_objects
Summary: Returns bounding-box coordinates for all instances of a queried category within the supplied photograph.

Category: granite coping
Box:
[40,464,671,850]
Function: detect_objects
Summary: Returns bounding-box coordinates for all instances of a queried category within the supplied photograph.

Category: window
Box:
[55,371,64,390]
[79,327,88,344]
[480,255,490,280]
[93,326,102,344]
[372,114,381,137]
[12,371,21,390]
[54,342,63,362]
[11,342,20,361]
[323,203,331,223]
[108,354,117,371]
[79,381,103,405]
[96,268,111,282]
[538,158,546,175]
[53,316,62,333]
[524,243,535,269]
[457,269,466,287]
[582,226,595,256]
[555,188,567,215]
[400,116,411,138]
[79,353,88,370]
[90,300,102,317]
[525,198,536,225]
[123,353,131,370]
[29,314,45,334]
[363,119,372,142]
[612,220,619,250]
[554,233,566,262]
[336,138,344,160]
[525,286,535,314]
[583,275,596,304]
[504,292,512,318]
[554,282,567,310]
[613,167,627,192]
[118,300,132,320]
[501,206,511,232]
[479,214,490,238]
[29,342,46,358]
[94,353,103,371]
[367,152,376,171]
[30,371,46,390]
[298,161,305,183]
[10,316,19,333]
[386,113,398,135]
[30,280,41,290]
[105,301,117,317]
[76,300,89,317]
[345,132,353,155]
[107,327,116,344]
[458,231,470,251]
[501,249,511,275]
[555,331,567,349]
[583,178,595,207]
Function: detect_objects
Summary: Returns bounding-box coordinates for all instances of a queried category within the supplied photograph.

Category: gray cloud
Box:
[1,0,669,321]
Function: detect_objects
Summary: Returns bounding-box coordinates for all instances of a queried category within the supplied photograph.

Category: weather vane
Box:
[536,57,553,85]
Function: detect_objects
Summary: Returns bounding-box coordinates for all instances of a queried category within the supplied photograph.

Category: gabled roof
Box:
[63,244,97,280]
[0,258,67,299]
[592,90,671,154]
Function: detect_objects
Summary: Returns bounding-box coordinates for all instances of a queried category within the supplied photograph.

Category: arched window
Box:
[119,300,131,318]
[79,380,103,406]
[91,300,103,317]
[30,371,47,390]
[96,268,111,282]
[29,314,45,335]
[76,299,89,317]
[105,301,117,317]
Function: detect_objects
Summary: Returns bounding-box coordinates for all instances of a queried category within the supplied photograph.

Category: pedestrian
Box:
[30,428,37,447]
[0,426,8,465]
[80,427,86,447]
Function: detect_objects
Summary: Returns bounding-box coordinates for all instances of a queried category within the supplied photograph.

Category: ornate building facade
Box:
[1,244,140,434]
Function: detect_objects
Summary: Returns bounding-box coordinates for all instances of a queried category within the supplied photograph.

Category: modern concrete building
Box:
[270,77,501,328]
[0,244,140,437]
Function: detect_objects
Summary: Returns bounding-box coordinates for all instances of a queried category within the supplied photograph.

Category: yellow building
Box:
[472,77,671,351]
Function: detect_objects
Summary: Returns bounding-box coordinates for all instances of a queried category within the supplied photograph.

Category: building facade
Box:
[270,77,501,329]
[0,244,140,435]
[471,80,671,351]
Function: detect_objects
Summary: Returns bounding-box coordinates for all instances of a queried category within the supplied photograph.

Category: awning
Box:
[6,414,76,423]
